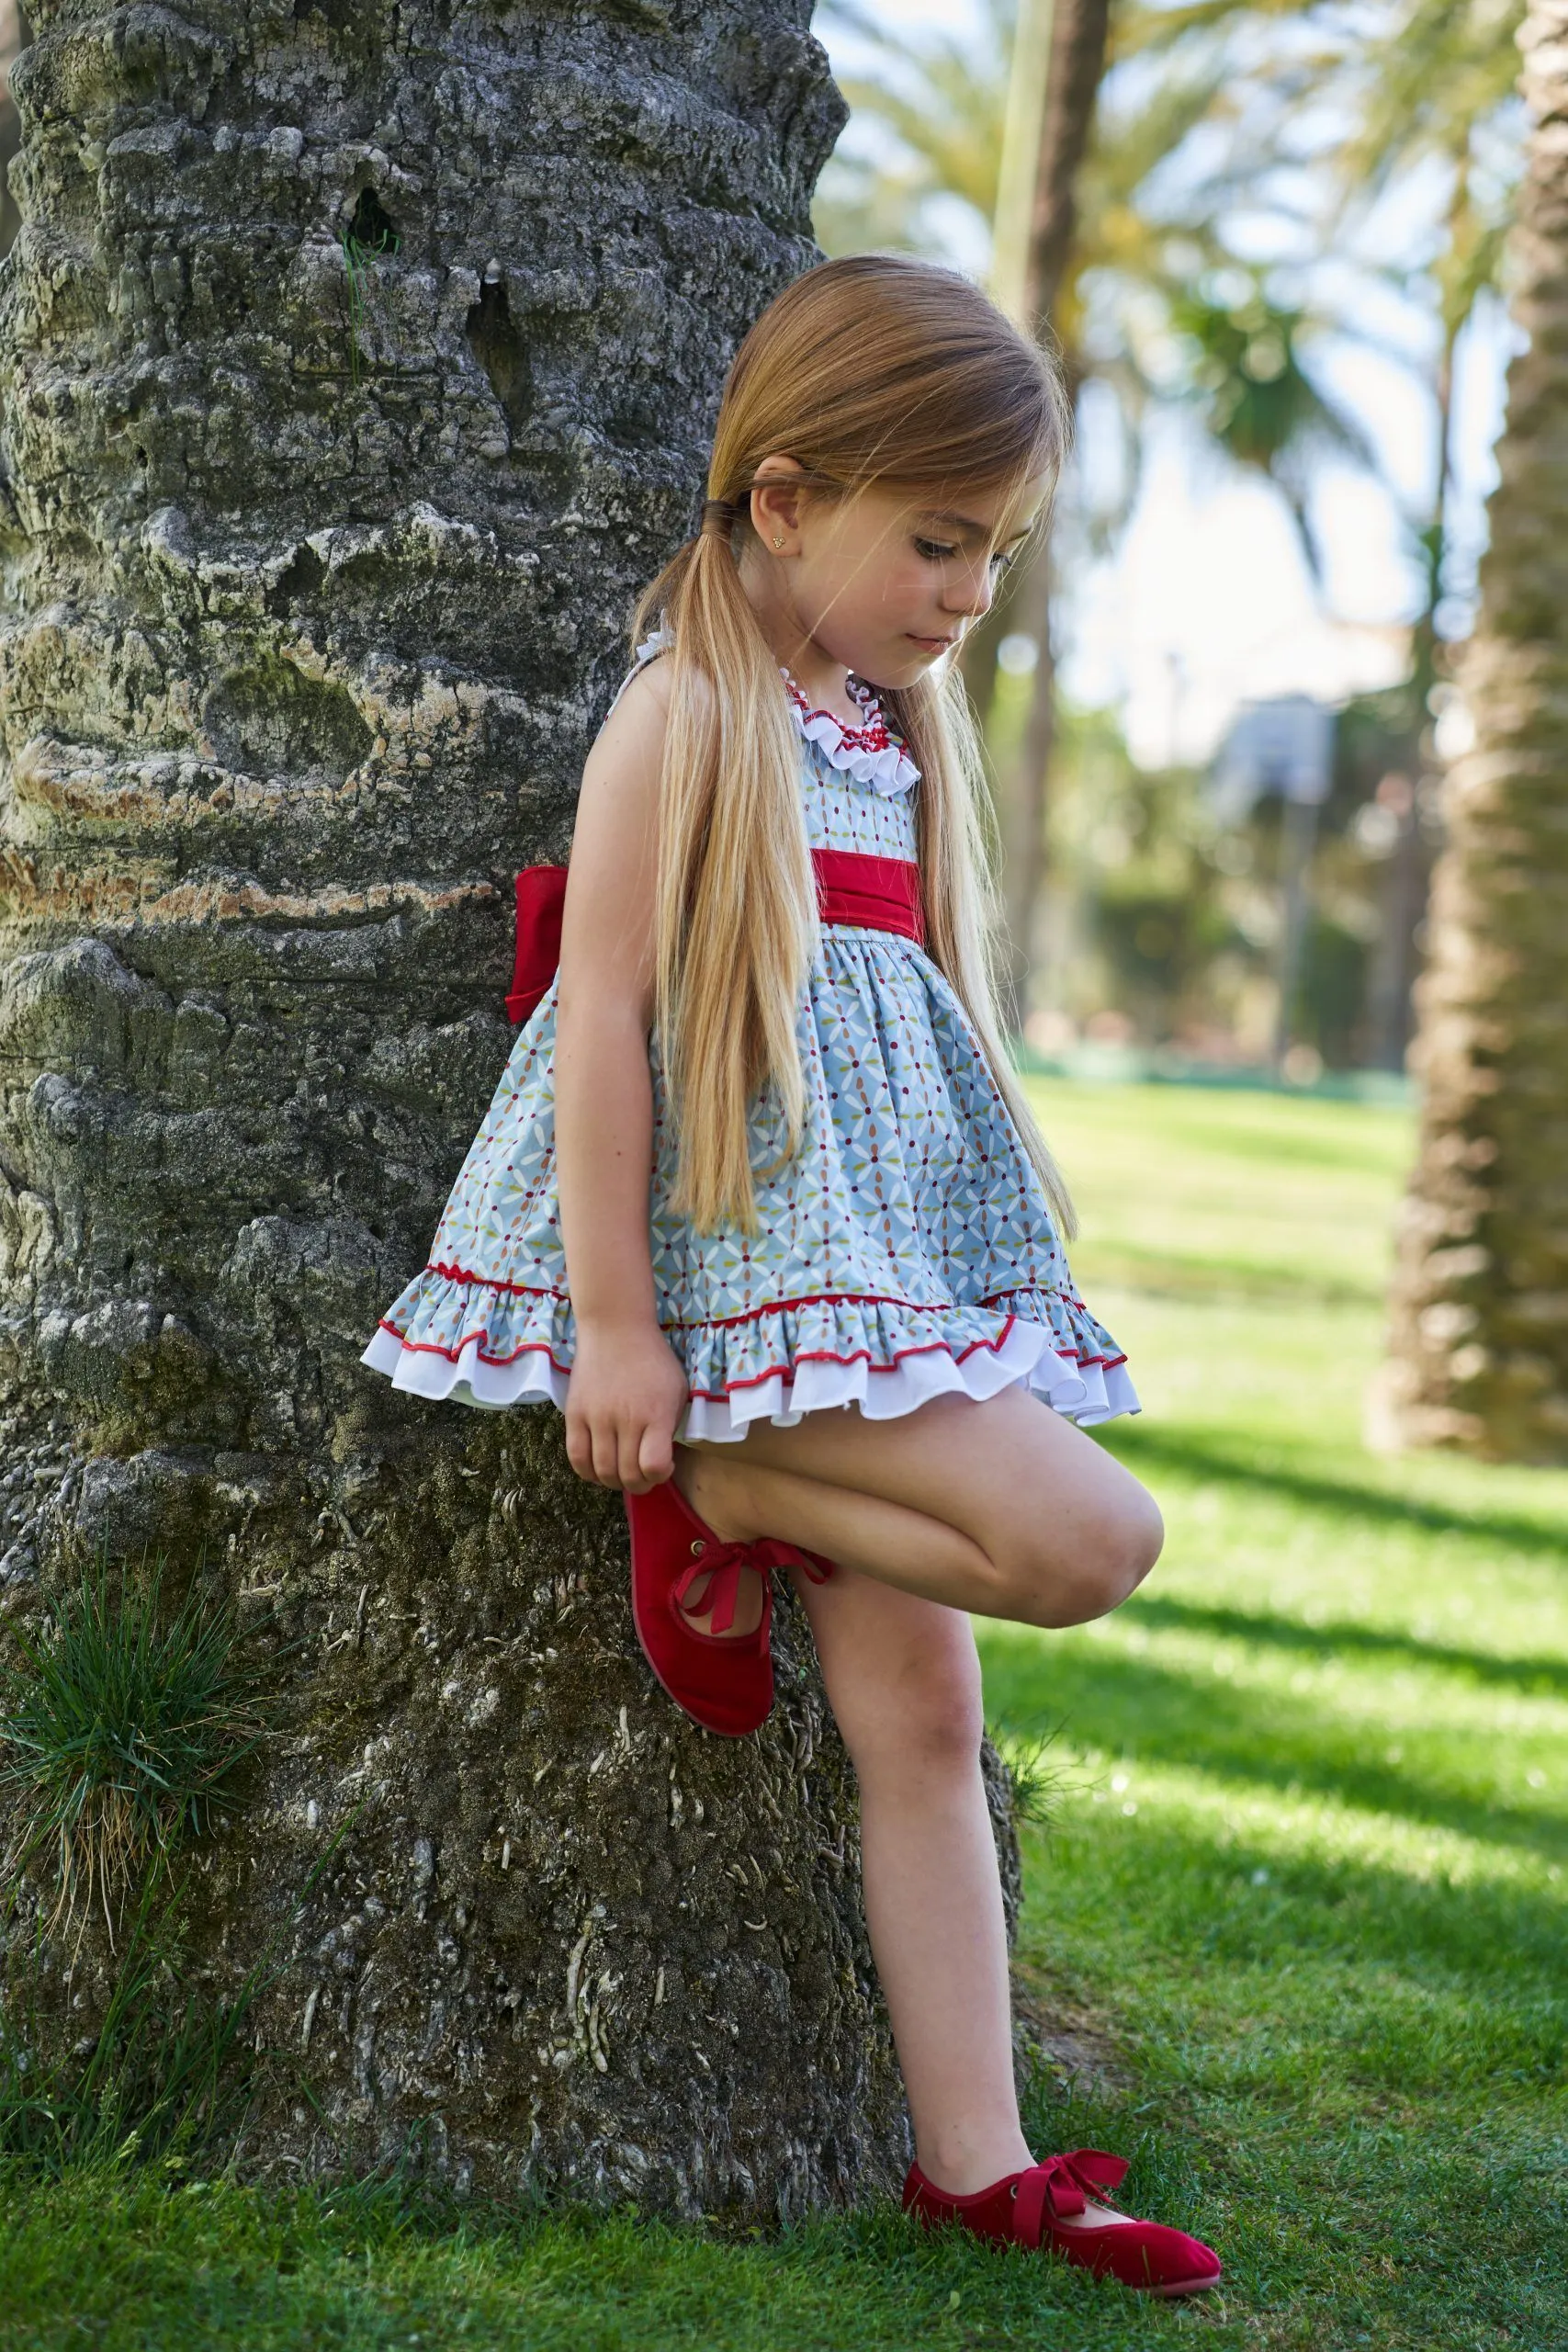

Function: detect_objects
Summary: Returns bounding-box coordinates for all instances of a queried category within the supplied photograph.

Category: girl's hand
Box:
[564,1319,690,1491]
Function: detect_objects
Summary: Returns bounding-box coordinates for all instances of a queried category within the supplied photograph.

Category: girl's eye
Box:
[914,537,958,561]
[991,548,1017,574]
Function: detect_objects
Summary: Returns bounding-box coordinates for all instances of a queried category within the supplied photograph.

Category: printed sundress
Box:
[361,653,1137,1441]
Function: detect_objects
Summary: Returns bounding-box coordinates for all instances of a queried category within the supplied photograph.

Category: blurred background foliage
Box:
[814,0,1525,1083]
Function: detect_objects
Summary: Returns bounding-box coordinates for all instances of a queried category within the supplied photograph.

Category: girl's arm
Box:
[555,664,690,1491]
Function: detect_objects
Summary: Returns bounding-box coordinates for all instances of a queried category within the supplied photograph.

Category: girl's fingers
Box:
[588,1419,623,1488]
[564,1413,596,1485]
[617,1422,650,1493]
[566,1388,680,1491]
[637,1421,675,1487]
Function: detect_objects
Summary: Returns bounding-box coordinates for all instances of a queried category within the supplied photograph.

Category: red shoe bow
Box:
[626,1483,836,1738]
[904,2149,1221,2299]
[1012,2148,1128,2238]
[674,1534,831,1634]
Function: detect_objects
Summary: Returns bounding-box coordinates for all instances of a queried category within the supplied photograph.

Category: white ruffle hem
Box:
[359,1312,1138,1442]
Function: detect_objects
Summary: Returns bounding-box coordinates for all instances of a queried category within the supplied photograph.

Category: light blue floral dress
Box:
[361,660,1136,1441]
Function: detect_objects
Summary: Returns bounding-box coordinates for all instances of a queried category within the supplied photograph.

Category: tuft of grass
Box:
[0,1874,263,2177]
[0,1559,267,1947]
[340,208,400,386]
[988,1723,1070,1832]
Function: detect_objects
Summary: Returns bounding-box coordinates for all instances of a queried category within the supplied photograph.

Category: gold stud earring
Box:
[773,534,784,549]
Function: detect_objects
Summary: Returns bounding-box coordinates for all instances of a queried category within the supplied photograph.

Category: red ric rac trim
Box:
[408,1269,1123,1367]
[378,1321,572,1374]
[381,1306,1125,1386]
[428,1261,570,1303]
[782,672,897,754]
[685,1321,1017,1400]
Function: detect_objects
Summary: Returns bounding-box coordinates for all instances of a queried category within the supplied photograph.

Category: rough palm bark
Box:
[0,0,1021,2211]
[1382,0,1568,1462]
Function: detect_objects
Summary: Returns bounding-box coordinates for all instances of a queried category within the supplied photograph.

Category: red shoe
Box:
[625,1482,834,1738]
[904,2150,1221,2298]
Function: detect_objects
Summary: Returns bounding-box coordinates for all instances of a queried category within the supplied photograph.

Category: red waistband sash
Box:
[811,848,926,946]
[506,850,925,1023]
[506,864,569,1023]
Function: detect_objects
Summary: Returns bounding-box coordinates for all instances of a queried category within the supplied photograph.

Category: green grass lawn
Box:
[3,1082,1564,2350]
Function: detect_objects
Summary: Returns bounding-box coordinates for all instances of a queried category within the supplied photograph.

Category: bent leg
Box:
[681,1384,1162,1630]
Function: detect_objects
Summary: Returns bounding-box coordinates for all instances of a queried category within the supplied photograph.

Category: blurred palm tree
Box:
[818,0,1524,1041]
[817,0,1375,1026]
[1333,0,1522,670]
[1380,1,1568,1461]
[1167,283,1377,571]
[1321,0,1523,1065]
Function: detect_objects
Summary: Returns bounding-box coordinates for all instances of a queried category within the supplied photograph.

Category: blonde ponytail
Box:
[634,254,1077,1238]
[636,524,817,1231]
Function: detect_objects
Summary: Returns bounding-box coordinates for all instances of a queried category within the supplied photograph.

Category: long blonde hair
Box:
[635,254,1077,1235]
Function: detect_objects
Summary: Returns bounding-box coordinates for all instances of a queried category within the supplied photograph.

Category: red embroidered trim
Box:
[428,1261,570,1303]
[783,671,897,755]
[419,1267,1086,1331]
[378,1315,1126,1382]
[378,1321,572,1375]
[663,1284,963,1332]
[686,1321,1016,1399]
[409,1266,1123,1368]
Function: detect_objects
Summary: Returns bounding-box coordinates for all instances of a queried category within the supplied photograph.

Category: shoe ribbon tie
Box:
[672,1536,832,1633]
[1012,2150,1129,2247]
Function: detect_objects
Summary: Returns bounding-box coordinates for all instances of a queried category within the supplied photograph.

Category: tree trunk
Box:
[1381,2,1568,1461]
[0,0,1019,2211]
[1026,0,1111,328]
[980,0,1110,1031]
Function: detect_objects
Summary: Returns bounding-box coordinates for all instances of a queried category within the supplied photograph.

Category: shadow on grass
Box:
[981,1638,1568,1885]
[1119,1591,1568,1699]
[1102,1425,1568,1564]
[1016,1802,1568,2093]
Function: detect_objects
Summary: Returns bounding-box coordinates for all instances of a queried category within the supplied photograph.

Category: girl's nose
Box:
[944,560,996,620]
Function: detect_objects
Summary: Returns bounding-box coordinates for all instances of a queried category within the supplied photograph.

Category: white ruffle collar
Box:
[782,672,920,796]
[631,628,920,797]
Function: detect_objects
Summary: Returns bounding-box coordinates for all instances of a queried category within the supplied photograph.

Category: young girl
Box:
[364,254,1220,2298]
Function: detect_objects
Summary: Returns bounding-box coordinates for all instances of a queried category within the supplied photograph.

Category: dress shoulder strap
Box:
[606,624,674,718]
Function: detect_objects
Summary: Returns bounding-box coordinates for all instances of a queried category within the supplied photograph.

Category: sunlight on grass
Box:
[4,1080,1564,2350]
[988,1078,1568,2349]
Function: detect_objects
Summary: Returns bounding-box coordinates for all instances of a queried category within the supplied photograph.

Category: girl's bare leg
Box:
[677,1383,1163,1634]
[676,1388,1159,2204]
[795,1565,1031,2190]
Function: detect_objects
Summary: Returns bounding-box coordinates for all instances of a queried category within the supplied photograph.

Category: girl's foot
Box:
[625,1472,836,1736]
[904,2151,1222,2298]
[673,1453,836,1639]
[625,1480,777,1736]
[672,1453,769,1638]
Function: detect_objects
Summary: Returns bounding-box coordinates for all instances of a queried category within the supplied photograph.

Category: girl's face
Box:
[747,460,1045,690]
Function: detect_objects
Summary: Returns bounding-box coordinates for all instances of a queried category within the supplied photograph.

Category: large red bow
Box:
[672,1535,832,1633]
[1011,2150,1130,2245]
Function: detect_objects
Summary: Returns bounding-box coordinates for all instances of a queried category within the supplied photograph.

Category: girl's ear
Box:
[749,454,807,556]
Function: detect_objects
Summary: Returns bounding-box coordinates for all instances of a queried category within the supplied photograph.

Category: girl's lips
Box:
[907,632,954,653]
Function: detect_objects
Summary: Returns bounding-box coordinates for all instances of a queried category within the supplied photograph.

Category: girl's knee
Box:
[1001,1484,1164,1629]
